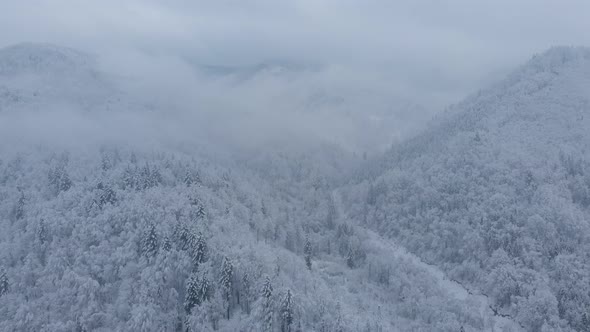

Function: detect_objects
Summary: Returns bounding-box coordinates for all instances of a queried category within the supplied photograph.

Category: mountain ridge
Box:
[341,45,590,331]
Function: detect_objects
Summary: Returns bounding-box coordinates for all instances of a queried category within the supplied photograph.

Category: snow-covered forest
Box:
[1,43,589,331]
[1,4,590,332]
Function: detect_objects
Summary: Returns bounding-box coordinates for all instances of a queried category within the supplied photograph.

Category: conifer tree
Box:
[304,237,312,271]
[220,256,234,319]
[326,196,336,230]
[197,204,207,220]
[346,248,355,269]
[14,191,25,221]
[185,272,210,313]
[280,289,294,332]
[122,165,137,190]
[191,232,208,270]
[142,224,159,258]
[0,269,8,297]
[162,236,172,251]
[37,220,48,245]
[241,272,252,314]
[261,276,273,332]
[175,223,191,251]
[49,165,72,194]
[184,170,194,186]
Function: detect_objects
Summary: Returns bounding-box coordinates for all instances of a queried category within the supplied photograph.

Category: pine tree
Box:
[49,165,72,194]
[185,272,210,314]
[220,256,234,319]
[122,165,137,190]
[261,276,273,332]
[280,289,294,332]
[140,163,152,189]
[150,167,162,187]
[334,302,344,332]
[101,153,112,171]
[142,224,159,258]
[96,182,116,208]
[326,196,336,230]
[241,272,252,314]
[162,236,172,251]
[14,191,25,221]
[197,204,207,220]
[184,169,198,187]
[0,269,8,297]
[175,223,191,251]
[37,220,48,245]
[304,237,312,271]
[346,247,355,269]
[191,232,208,270]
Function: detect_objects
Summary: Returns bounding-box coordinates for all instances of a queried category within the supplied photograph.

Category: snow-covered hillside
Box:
[1,43,588,331]
[340,47,590,331]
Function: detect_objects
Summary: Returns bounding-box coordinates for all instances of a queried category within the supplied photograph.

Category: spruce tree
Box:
[197,204,207,220]
[242,272,252,314]
[191,232,208,270]
[49,165,72,194]
[183,170,194,186]
[162,236,172,251]
[122,165,137,190]
[142,224,159,258]
[0,269,8,297]
[185,272,211,314]
[176,223,191,251]
[37,220,48,245]
[14,191,25,221]
[346,247,355,269]
[326,197,336,230]
[280,289,294,332]
[220,256,234,319]
[304,237,312,270]
[261,276,273,332]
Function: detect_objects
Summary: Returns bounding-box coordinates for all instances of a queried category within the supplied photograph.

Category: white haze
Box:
[2,0,590,155]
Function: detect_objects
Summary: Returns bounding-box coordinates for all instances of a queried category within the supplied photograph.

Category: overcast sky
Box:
[1,0,590,142]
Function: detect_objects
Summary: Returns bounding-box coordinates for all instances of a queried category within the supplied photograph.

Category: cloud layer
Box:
[1,1,589,154]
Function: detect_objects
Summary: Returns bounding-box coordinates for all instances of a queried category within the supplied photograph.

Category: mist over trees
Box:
[0,41,590,332]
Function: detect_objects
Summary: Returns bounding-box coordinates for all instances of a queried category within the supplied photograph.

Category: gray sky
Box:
[2,0,589,106]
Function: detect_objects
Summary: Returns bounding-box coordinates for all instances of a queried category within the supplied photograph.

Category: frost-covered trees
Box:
[13,190,25,221]
[95,182,116,208]
[190,232,208,270]
[184,169,201,187]
[185,272,210,314]
[280,289,294,332]
[37,219,48,245]
[219,256,234,319]
[48,164,72,194]
[304,237,313,270]
[241,272,252,314]
[261,276,274,332]
[0,269,8,297]
[142,224,159,258]
[139,163,162,189]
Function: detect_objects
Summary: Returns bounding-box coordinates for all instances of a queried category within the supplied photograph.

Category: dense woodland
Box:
[1,44,590,331]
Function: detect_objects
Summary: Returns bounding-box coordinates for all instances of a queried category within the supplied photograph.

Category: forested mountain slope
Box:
[0,44,522,331]
[340,47,590,331]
